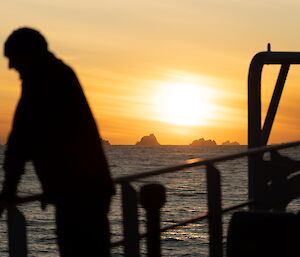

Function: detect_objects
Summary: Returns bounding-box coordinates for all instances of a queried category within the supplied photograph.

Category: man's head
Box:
[4,28,48,75]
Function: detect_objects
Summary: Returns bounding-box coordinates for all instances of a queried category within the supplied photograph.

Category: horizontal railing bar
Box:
[1,141,299,208]
[0,194,44,209]
[13,194,43,204]
[164,200,255,232]
[114,140,300,183]
[111,200,254,247]
[0,196,251,248]
[221,199,255,214]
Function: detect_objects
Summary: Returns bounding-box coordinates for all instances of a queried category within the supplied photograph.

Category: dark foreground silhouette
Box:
[1,27,115,257]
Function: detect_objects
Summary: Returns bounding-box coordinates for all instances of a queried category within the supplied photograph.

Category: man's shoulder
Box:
[44,53,75,78]
[45,53,82,91]
[51,58,76,78]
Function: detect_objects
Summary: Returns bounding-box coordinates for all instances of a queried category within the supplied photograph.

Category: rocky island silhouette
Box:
[222,140,240,146]
[189,138,217,146]
[135,133,161,146]
[101,139,111,146]
[100,136,240,146]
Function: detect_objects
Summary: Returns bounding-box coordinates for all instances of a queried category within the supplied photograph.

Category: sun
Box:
[154,82,215,126]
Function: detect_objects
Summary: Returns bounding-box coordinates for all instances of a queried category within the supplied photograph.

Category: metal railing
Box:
[248,51,300,205]
[1,140,300,257]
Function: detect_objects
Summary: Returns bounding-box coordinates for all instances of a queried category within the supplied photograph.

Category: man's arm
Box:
[1,100,27,200]
[1,132,26,200]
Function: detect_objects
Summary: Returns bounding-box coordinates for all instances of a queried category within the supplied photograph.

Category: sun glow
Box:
[154,82,215,126]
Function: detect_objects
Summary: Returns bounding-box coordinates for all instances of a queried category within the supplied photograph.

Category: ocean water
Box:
[0,144,300,257]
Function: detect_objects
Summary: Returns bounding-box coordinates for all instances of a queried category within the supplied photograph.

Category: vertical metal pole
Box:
[206,165,223,257]
[248,55,264,209]
[121,183,140,257]
[248,52,273,209]
[7,207,27,257]
[140,184,166,257]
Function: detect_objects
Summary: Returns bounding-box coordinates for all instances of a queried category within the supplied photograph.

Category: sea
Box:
[0,144,300,257]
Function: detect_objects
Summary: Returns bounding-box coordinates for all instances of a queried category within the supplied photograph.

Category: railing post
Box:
[248,54,264,209]
[7,207,27,257]
[121,182,140,257]
[140,184,166,257]
[206,165,223,257]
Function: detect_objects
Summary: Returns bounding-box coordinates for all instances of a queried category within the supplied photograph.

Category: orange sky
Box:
[1,1,300,145]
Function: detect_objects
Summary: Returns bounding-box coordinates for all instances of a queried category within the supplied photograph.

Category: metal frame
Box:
[248,51,300,207]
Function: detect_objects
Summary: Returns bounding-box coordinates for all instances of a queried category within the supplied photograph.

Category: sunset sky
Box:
[1,0,300,145]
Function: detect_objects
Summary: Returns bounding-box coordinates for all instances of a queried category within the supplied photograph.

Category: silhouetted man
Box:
[1,27,115,257]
